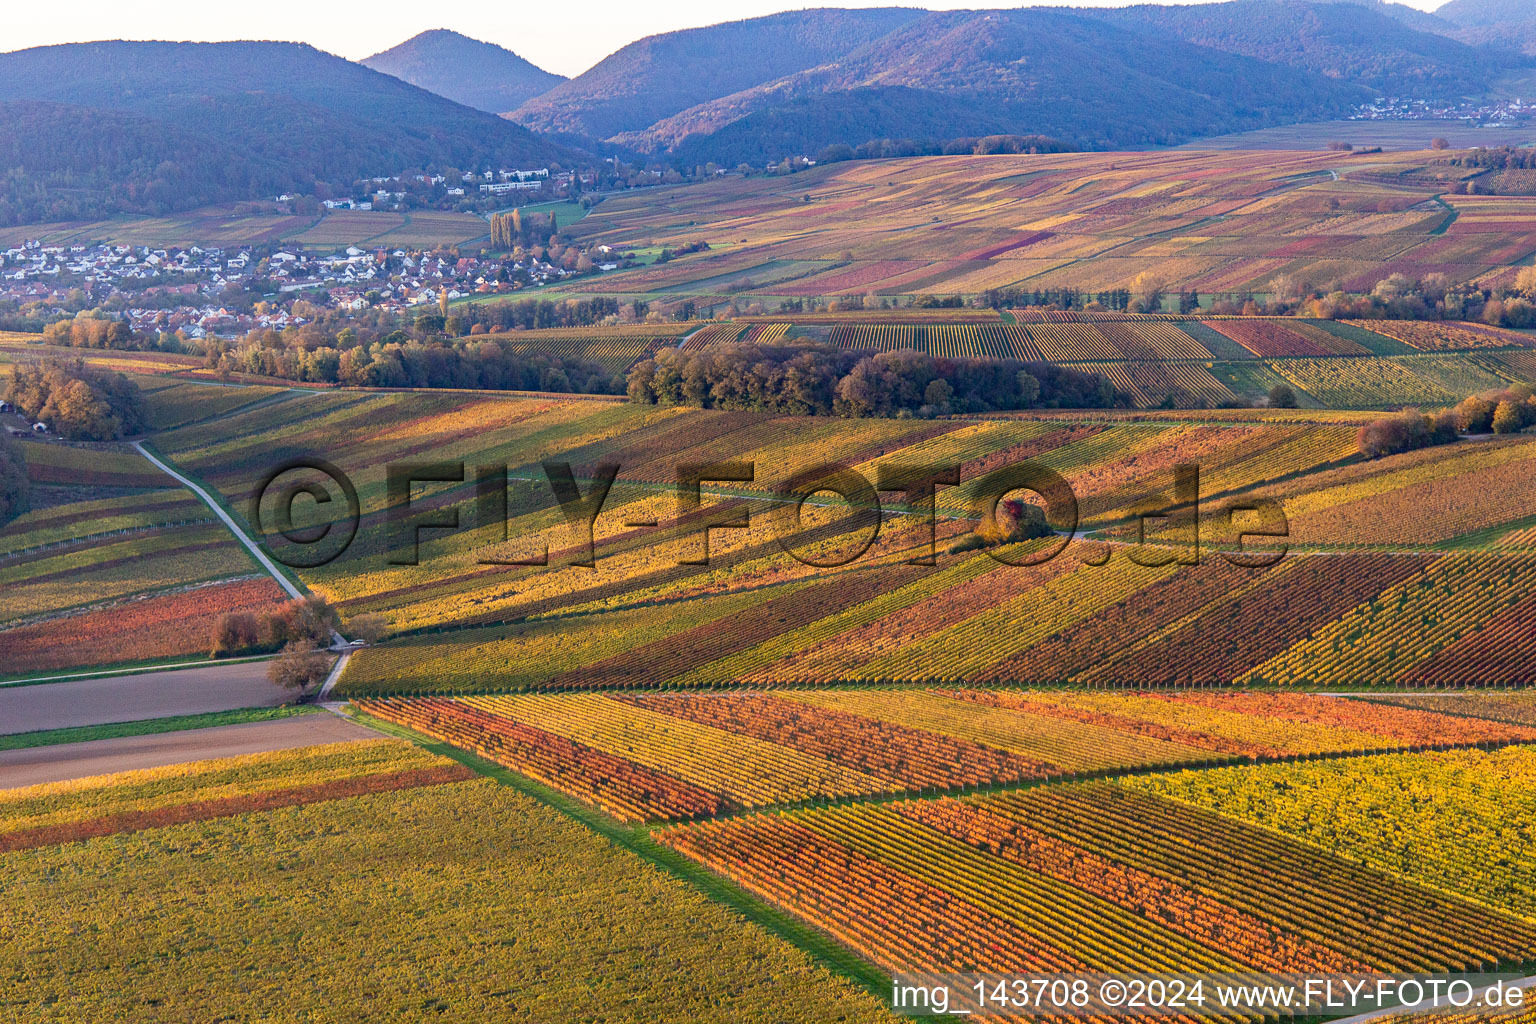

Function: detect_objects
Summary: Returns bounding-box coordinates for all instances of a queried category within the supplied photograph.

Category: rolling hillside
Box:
[362,29,566,113]
[0,40,578,224]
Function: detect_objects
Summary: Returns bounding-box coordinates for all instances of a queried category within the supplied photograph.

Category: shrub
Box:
[948,498,1053,552]
[1267,383,1298,409]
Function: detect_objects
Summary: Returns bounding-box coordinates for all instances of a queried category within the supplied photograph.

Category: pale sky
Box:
[4,0,1446,78]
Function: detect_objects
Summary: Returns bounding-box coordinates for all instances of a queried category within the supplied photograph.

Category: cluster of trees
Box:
[979,286,1203,315]
[628,342,855,415]
[626,341,1122,417]
[41,314,138,350]
[0,435,26,528]
[31,293,669,396]
[4,358,145,440]
[214,334,621,393]
[1357,385,1536,458]
[653,240,711,264]
[468,296,626,332]
[1454,387,1536,435]
[210,594,383,697]
[62,297,644,372]
[1444,148,1536,171]
[210,595,340,659]
[1211,268,1536,329]
[488,208,559,250]
[1357,407,1461,459]
[751,135,1077,178]
[947,268,1536,327]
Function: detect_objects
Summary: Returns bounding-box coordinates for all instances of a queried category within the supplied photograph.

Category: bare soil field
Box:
[0,661,291,735]
[0,714,379,788]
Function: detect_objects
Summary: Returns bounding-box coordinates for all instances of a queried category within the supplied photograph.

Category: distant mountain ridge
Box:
[1435,0,1533,27]
[1086,0,1515,97]
[362,29,565,114]
[508,1,1511,166]
[655,8,1365,162]
[510,8,927,140]
[1434,0,1536,54]
[0,40,576,225]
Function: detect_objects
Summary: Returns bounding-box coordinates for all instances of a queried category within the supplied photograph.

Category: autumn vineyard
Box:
[6,143,1536,1024]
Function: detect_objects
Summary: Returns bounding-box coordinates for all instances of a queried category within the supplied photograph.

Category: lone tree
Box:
[268,642,332,698]
[1267,384,1298,409]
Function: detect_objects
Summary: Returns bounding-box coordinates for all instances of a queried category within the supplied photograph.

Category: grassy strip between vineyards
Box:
[342,705,955,1022]
[0,705,315,750]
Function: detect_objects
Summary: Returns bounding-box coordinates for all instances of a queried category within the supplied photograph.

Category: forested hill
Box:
[509,8,926,141]
[1086,0,1521,97]
[0,40,578,225]
[657,8,1365,164]
[362,30,566,114]
[510,1,1515,166]
[1434,0,1536,53]
[1435,0,1533,26]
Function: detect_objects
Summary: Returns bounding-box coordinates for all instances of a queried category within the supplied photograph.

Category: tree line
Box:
[814,134,1077,166]
[626,341,1123,417]
[215,334,621,393]
[1444,148,1536,171]
[1358,385,1536,459]
[41,316,138,350]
